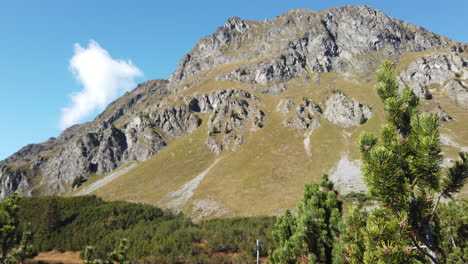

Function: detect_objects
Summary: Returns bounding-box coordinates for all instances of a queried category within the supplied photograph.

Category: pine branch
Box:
[430,152,468,218]
[409,234,439,264]
[441,152,468,198]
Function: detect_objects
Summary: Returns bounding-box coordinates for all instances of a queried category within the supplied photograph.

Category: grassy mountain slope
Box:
[2,6,468,219]
[73,50,468,218]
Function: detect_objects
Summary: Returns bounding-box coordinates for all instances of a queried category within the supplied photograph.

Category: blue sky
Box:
[0,0,467,160]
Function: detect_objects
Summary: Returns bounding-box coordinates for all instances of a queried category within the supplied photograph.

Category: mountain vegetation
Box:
[0,6,466,219]
[268,62,467,263]
[14,195,274,263]
[0,5,467,263]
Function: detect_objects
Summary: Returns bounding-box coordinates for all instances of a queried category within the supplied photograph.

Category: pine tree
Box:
[270,209,297,264]
[353,61,468,263]
[83,246,95,264]
[270,175,342,264]
[332,206,367,264]
[108,239,130,264]
[0,192,21,262]
[437,200,467,263]
[9,223,37,264]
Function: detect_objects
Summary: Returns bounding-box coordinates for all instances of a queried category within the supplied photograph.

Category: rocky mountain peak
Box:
[168,5,450,88]
[1,6,467,215]
[223,17,249,33]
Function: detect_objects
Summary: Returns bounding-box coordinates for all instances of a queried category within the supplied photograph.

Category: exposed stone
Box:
[283,98,322,131]
[0,165,31,199]
[276,99,295,115]
[330,154,366,195]
[201,90,264,153]
[253,53,307,85]
[150,105,201,137]
[444,80,468,106]
[124,117,167,161]
[187,89,258,113]
[324,92,372,127]
[398,53,468,99]
[170,5,449,88]
[0,6,464,200]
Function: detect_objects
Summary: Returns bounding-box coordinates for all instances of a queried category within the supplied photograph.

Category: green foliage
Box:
[83,246,95,264]
[200,216,275,256]
[333,206,367,264]
[0,192,21,262]
[18,195,275,263]
[270,175,342,264]
[441,152,468,198]
[349,61,468,263]
[437,200,467,264]
[9,223,37,264]
[107,239,130,264]
[270,210,297,263]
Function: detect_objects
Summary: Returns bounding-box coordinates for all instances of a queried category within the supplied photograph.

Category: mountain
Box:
[1,5,467,218]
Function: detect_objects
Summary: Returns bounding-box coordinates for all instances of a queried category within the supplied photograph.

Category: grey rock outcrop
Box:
[444,80,468,106]
[150,105,201,137]
[1,6,465,201]
[324,92,372,127]
[40,104,201,194]
[283,98,322,131]
[0,79,200,196]
[198,90,264,153]
[124,117,167,161]
[218,53,307,94]
[398,53,468,99]
[170,6,449,88]
[276,99,295,115]
[187,89,259,113]
[0,165,31,199]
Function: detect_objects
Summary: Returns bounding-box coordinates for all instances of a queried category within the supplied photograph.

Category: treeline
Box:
[17,195,275,263]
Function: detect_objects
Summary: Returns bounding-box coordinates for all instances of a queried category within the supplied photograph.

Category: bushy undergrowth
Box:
[17,195,275,263]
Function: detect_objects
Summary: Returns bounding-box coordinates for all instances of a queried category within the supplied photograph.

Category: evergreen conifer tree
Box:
[351,61,468,263]
[0,192,21,263]
[108,239,130,264]
[270,175,342,264]
[9,223,37,264]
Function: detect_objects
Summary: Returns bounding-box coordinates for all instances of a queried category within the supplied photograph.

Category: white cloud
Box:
[60,40,142,130]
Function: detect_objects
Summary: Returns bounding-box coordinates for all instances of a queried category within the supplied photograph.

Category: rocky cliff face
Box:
[1,6,467,208]
[169,5,450,89]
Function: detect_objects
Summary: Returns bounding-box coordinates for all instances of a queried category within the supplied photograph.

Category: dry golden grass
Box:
[72,50,468,216]
[26,251,82,264]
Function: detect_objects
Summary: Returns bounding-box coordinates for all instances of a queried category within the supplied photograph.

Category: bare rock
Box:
[0,165,31,199]
[187,89,258,113]
[398,53,468,99]
[276,99,295,115]
[444,80,468,106]
[150,105,201,137]
[203,90,264,153]
[170,6,449,88]
[324,92,372,127]
[284,98,322,131]
[253,53,307,85]
[330,154,366,195]
[124,117,167,161]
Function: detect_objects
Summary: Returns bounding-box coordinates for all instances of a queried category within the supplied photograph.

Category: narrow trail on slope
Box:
[166,158,222,209]
[73,163,137,196]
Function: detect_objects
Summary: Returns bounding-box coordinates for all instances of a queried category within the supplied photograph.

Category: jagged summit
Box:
[1,6,467,218]
[168,5,450,88]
